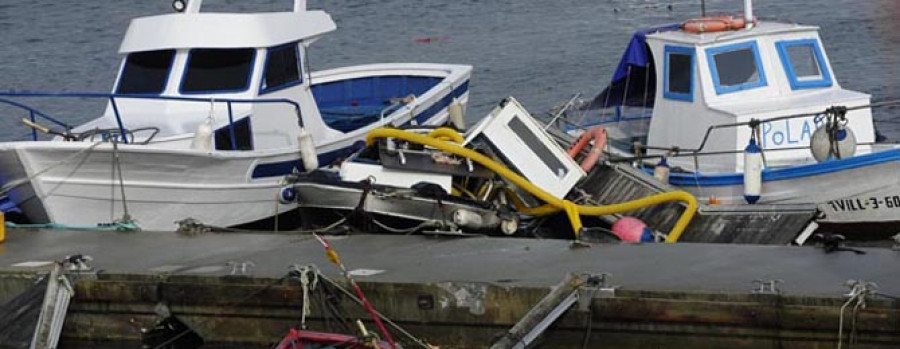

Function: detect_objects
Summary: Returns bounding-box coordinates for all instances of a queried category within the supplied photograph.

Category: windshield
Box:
[116,50,175,94]
[181,48,255,93]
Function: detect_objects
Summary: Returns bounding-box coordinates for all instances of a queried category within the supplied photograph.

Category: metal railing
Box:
[0,91,303,149]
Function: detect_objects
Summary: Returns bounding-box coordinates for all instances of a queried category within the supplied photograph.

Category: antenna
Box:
[294,0,307,12]
[744,0,754,29]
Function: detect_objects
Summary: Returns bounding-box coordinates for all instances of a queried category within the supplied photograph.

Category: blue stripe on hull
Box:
[666,149,900,187]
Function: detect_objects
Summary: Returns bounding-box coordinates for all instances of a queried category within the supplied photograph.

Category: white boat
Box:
[553,4,900,237]
[0,0,471,231]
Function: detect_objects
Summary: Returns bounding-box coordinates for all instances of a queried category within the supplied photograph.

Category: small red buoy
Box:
[611,216,654,242]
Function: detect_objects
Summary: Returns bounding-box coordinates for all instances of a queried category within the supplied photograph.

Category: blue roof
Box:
[586,24,679,110]
[612,24,680,83]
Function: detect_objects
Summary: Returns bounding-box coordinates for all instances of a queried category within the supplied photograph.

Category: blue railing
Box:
[0,91,302,149]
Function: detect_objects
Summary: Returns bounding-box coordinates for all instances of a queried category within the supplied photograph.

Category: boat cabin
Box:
[68,0,336,151]
[598,20,875,173]
[75,0,462,157]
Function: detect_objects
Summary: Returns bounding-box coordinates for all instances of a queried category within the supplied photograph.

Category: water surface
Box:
[1,0,899,138]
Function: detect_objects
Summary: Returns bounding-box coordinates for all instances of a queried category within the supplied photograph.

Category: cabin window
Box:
[261,43,302,93]
[181,48,255,93]
[116,50,175,94]
[663,46,695,102]
[776,39,833,89]
[706,41,768,94]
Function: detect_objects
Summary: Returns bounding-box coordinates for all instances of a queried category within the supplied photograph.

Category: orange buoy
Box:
[682,15,755,33]
[567,126,608,172]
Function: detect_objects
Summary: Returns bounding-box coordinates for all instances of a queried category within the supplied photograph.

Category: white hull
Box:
[1,142,296,231]
[0,73,469,231]
[664,150,900,229]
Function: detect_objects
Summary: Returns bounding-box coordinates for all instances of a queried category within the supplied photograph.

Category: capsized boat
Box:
[549,4,900,238]
[0,0,471,231]
[280,97,700,240]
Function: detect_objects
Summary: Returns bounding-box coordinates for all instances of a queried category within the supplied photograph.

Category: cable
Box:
[317,273,434,349]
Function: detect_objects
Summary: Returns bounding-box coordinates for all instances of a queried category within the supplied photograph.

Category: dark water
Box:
[1,0,900,139]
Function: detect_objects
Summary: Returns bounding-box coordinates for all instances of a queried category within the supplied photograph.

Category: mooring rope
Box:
[316,272,434,349]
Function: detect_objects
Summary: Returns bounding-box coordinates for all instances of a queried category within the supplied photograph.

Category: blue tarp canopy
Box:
[585,24,680,109]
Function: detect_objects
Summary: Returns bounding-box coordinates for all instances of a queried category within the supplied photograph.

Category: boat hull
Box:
[0,142,300,231]
[663,149,900,237]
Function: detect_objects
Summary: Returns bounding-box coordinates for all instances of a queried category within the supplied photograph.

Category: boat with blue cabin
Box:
[552,3,900,237]
[0,0,471,231]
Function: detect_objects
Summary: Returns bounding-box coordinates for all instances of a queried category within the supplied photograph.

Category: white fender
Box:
[298,127,318,172]
[190,117,213,151]
[653,157,670,183]
[811,124,857,162]
[448,97,466,130]
[743,138,763,204]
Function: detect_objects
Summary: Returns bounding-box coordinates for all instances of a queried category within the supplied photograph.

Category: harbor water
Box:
[1,0,900,139]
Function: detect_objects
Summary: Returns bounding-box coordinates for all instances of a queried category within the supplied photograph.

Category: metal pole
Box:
[744,0,754,29]
[30,111,37,141]
[108,97,128,144]
[227,101,237,150]
[701,0,706,17]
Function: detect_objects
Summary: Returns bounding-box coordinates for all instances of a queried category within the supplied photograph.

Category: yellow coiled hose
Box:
[366,128,698,243]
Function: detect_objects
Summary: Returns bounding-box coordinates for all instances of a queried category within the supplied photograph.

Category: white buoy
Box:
[190,117,213,151]
[447,97,465,130]
[743,138,763,204]
[811,124,856,162]
[652,157,670,183]
[298,127,318,172]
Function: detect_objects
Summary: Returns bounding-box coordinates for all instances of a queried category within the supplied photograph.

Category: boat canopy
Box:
[119,11,336,53]
[585,24,679,109]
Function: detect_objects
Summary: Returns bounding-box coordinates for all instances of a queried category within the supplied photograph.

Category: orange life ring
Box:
[682,15,753,33]
[567,126,608,172]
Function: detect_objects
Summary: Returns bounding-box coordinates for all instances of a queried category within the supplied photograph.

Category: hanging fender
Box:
[567,126,608,172]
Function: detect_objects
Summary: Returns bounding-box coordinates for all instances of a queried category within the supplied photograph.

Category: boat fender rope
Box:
[298,265,319,330]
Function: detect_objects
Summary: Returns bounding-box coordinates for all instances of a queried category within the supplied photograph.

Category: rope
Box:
[298,265,320,330]
[151,273,292,349]
[110,138,132,223]
[316,273,434,349]
[369,217,448,234]
[837,280,876,349]
[174,216,348,235]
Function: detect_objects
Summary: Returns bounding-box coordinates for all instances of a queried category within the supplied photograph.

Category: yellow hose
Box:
[427,127,465,144]
[367,128,698,243]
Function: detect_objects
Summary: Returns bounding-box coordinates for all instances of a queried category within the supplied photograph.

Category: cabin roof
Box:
[647,21,819,45]
[119,11,336,53]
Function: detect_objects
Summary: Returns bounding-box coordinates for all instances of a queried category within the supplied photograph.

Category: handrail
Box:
[0,91,304,146]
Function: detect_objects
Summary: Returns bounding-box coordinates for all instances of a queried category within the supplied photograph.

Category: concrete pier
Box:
[0,228,898,347]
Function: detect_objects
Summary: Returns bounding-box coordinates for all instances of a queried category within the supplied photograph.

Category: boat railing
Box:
[609,101,900,170]
[546,95,653,132]
[0,91,303,148]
